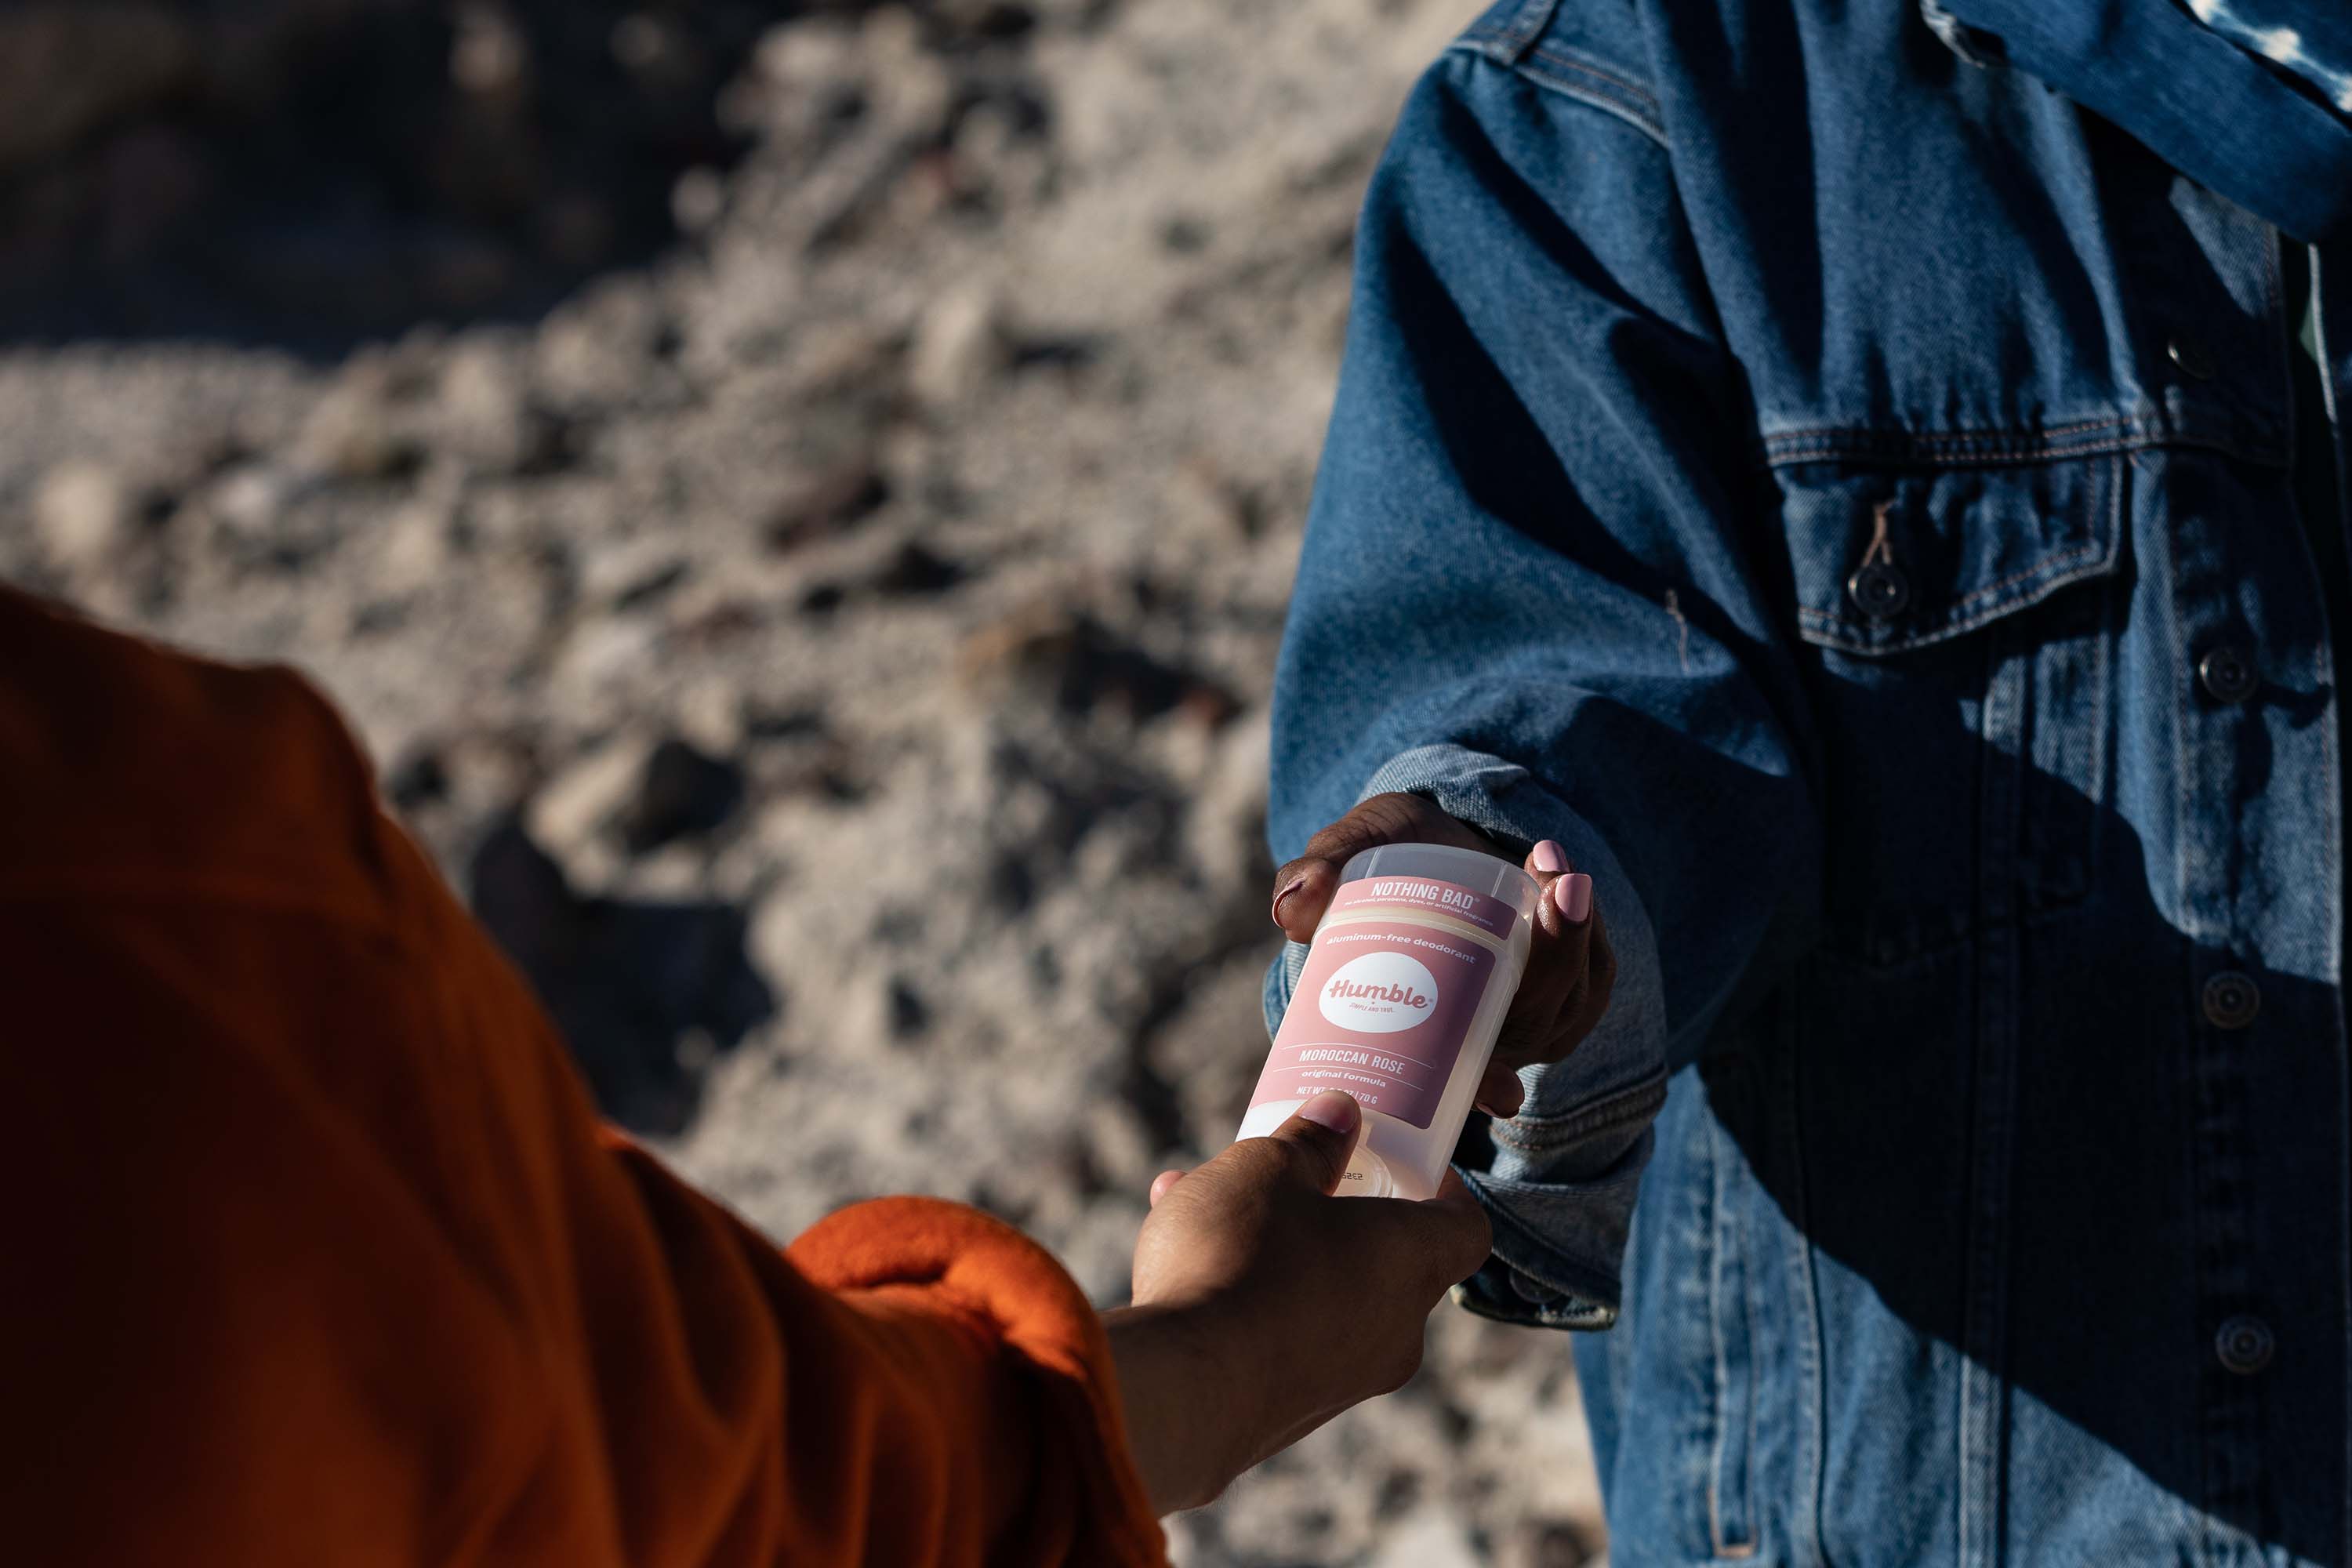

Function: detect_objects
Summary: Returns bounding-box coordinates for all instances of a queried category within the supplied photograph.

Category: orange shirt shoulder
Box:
[0,589,1163,1567]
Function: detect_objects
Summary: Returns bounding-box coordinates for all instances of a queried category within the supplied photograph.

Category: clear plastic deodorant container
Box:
[1237,842,1541,1200]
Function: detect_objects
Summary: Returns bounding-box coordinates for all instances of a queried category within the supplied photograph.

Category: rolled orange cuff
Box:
[790,1196,1164,1564]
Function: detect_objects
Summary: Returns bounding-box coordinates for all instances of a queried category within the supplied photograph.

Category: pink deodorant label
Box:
[1327,875,1519,938]
[1250,878,1507,1131]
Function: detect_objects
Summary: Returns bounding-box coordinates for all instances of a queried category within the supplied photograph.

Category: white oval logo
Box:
[1317,951,1439,1034]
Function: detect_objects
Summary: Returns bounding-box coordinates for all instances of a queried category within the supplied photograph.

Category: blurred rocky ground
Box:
[0,2,1604,1562]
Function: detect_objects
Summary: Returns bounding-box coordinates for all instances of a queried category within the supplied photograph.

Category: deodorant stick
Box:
[1239,842,1541,1200]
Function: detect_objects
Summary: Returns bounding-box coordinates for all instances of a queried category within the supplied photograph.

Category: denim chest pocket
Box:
[1777,452,2128,969]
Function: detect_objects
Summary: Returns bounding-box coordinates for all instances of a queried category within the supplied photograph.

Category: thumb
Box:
[1265,1091,1365,1194]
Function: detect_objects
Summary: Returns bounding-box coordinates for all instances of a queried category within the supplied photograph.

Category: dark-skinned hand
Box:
[1267,791,1616,1118]
[1105,1091,1491,1512]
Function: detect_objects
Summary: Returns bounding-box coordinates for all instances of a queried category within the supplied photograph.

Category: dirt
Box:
[0,2,1605,1562]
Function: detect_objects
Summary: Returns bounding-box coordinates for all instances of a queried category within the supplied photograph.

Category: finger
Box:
[1519,848,1580,976]
[1496,841,1571,1100]
[1510,838,1575,1028]
[1269,793,1488,942]
[1409,1171,1494,1285]
[1472,1058,1525,1119]
[1537,871,1595,1000]
[1492,869,1599,1073]
[1561,902,1617,1041]
[1265,1091,1364,1194]
[1553,869,1595,927]
[1523,837,1570,887]
[1148,1169,1185,1208]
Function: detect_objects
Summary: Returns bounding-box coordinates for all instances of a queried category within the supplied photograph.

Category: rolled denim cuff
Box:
[1263,742,1671,1330]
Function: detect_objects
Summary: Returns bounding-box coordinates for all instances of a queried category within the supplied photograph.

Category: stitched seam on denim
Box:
[1452,0,1559,61]
[1706,1112,1759,1558]
[1474,1189,1622,1303]
[1493,1070,1668,1134]
[1509,59,1668,146]
[2307,238,2352,1566]
[1769,415,2129,448]
[1494,0,1555,58]
[1798,572,2103,652]
[1795,538,2107,633]
[1777,1022,1830,1559]
[1489,1071,1669,1152]
[1454,1282,1613,1329]
[1768,434,2141,466]
[1523,45,1661,114]
[1798,461,2121,651]
[1459,1258,1615,1323]
[1512,62,1668,144]
[1445,41,1670,147]
[1458,0,1575,65]
[1766,426,2288,470]
[1958,621,2027,1567]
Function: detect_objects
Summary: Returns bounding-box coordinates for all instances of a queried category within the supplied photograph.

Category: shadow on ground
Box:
[469,815,775,1134]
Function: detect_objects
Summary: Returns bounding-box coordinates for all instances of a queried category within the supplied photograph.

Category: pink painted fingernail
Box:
[1555,872,1593,923]
[1298,1091,1360,1134]
[1531,839,1569,873]
[1271,874,1308,926]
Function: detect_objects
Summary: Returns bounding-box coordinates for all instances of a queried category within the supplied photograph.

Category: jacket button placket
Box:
[2201,971,2261,1029]
[2197,644,2259,704]
[2216,1315,2275,1376]
[1848,560,1909,620]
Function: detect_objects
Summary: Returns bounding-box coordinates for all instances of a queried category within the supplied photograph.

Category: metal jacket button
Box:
[2169,337,2217,381]
[1848,561,1909,621]
[2202,971,2260,1029]
[2216,1315,2275,1374]
[2198,645,2258,704]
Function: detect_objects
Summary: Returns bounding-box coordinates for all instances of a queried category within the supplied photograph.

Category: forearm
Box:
[1101,1302,1270,1515]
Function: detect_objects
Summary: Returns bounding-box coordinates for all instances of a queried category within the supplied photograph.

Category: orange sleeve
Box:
[0,589,1165,1568]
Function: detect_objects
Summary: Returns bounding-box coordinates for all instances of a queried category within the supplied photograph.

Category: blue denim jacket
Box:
[1265,1,2352,1561]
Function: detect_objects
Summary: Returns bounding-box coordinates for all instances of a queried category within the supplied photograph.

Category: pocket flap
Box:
[1780,455,2125,655]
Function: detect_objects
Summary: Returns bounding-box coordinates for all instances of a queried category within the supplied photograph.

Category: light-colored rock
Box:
[1368,1510,1486,1568]
[206,462,298,537]
[673,676,746,755]
[32,461,132,571]
[907,285,1011,408]
[672,165,727,234]
[296,378,415,481]
[437,343,526,468]
[753,17,859,89]
[378,502,448,589]
[580,536,689,608]
[857,9,953,134]
[550,614,661,698]
[530,734,654,855]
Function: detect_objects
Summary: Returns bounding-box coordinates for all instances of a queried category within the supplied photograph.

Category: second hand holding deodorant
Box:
[1237,842,1541,1200]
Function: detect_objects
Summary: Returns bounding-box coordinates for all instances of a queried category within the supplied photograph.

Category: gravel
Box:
[0,2,1605,1561]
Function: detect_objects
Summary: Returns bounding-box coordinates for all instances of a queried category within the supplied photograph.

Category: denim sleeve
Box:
[1265,46,1820,1329]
